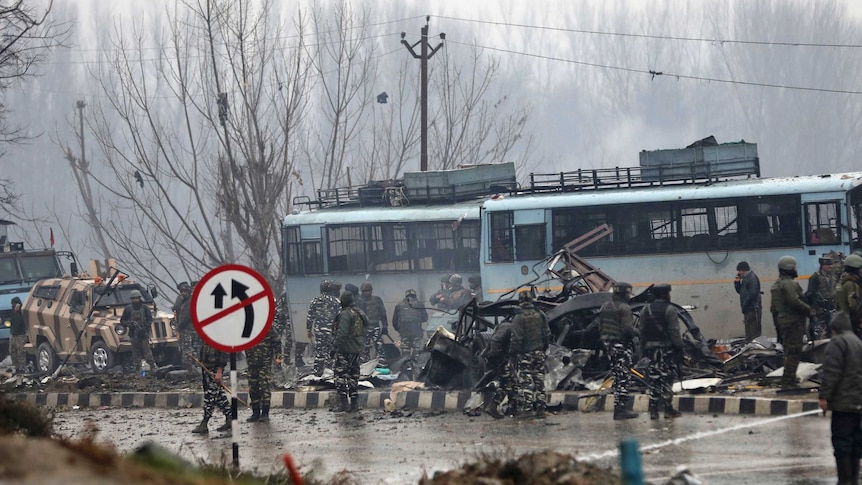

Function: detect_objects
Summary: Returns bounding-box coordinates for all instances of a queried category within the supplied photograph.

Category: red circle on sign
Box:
[191,264,275,353]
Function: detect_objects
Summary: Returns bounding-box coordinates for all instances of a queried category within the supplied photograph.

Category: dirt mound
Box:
[419,450,621,485]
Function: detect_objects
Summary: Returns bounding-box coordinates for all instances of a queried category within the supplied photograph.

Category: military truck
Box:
[23,273,180,374]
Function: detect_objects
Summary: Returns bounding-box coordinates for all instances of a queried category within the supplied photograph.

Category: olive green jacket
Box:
[770,275,811,324]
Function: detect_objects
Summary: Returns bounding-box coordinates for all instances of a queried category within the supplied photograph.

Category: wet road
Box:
[53,407,836,484]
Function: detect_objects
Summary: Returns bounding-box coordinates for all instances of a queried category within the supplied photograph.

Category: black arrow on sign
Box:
[231,279,254,338]
[211,283,227,309]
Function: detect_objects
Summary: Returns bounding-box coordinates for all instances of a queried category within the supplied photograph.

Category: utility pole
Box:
[401,16,445,172]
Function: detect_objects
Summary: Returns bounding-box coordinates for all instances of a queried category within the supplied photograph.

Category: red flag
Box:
[49,228,54,247]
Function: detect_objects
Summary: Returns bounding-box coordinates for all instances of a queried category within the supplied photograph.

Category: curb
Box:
[9,390,820,416]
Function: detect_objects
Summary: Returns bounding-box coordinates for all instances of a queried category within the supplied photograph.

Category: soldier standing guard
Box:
[306,279,341,376]
[392,289,428,357]
[640,284,683,420]
[358,282,388,361]
[834,254,862,334]
[770,256,813,390]
[806,256,838,340]
[246,321,281,423]
[192,341,232,434]
[599,282,640,420]
[509,291,551,419]
[172,282,192,367]
[178,281,203,372]
[482,317,514,419]
[120,289,157,374]
[333,291,368,413]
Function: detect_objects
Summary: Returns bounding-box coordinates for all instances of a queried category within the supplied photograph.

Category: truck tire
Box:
[89,341,115,373]
[37,342,57,374]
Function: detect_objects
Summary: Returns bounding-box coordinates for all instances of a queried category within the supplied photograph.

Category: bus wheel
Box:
[37,342,57,374]
[89,341,115,374]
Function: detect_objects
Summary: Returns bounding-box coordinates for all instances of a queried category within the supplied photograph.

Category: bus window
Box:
[489,212,514,262]
[515,224,546,260]
[552,208,608,256]
[805,202,840,245]
[328,225,366,272]
[285,226,323,275]
[741,195,801,248]
[368,224,411,272]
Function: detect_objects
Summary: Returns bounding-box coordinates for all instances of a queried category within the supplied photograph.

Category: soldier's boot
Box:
[484,401,505,420]
[534,405,547,419]
[191,418,209,434]
[836,455,854,485]
[259,406,270,423]
[648,401,660,420]
[216,417,232,432]
[246,406,261,423]
[331,394,349,412]
[613,408,638,420]
[851,454,860,484]
[348,397,361,413]
[664,404,682,418]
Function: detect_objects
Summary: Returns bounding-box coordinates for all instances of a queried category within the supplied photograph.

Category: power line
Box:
[444,38,862,95]
[435,15,862,49]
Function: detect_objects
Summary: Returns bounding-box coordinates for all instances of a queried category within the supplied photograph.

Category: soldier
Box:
[120,289,157,374]
[834,254,862,334]
[509,291,551,419]
[172,282,192,367]
[770,256,813,390]
[482,314,515,419]
[8,296,25,373]
[440,274,474,310]
[599,281,639,420]
[640,284,683,420]
[246,318,281,422]
[333,290,368,413]
[344,283,360,300]
[733,261,762,342]
[191,341,232,434]
[468,275,483,301]
[177,281,202,372]
[806,256,838,340]
[429,275,451,308]
[306,279,341,376]
[392,289,428,357]
[818,312,862,485]
[358,282,388,361]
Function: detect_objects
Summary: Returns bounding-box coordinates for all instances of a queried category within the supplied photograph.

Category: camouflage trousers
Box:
[646,347,676,411]
[334,352,360,400]
[130,337,157,372]
[9,334,26,371]
[363,326,384,361]
[180,331,202,370]
[607,342,632,412]
[809,310,833,341]
[247,364,272,409]
[201,370,231,421]
[514,350,546,413]
[491,360,516,407]
[779,320,805,387]
[312,330,334,375]
[399,336,425,358]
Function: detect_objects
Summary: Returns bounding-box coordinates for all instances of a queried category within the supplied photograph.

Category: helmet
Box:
[345,283,359,295]
[518,291,533,303]
[130,289,143,299]
[652,283,672,298]
[440,275,450,283]
[778,256,797,271]
[360,282,373,292]
[612,282,633,295]
[330,280,342,292]
[449,274,462,286]
[177,281,191,292]
[405,289,417,297]
[818,256,834,266]
[340,291,355,307]
[845,254,862,269]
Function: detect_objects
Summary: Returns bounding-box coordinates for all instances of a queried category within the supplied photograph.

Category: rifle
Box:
[187,352,248,407]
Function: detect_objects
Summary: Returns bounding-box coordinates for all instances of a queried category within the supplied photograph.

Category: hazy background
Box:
[4,0,862,286]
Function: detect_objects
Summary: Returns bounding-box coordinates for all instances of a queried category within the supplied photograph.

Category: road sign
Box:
[191,264,275,353]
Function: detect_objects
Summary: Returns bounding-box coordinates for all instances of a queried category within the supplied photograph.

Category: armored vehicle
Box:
[23,274,179,374]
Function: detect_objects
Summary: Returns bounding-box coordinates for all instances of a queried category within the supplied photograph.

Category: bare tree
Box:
[59,0,311,291]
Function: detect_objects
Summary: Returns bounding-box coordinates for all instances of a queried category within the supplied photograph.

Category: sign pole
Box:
[230,351,239,468]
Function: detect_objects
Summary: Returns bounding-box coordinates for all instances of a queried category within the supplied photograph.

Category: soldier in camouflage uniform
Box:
[358,282,388,361]
[192,341,232,434]
[333,291,368,413]
[509,291,551,419]
[392,289,428,357]
[120,289,158,373]
[835,254,862,334]
[306,280,341,376]
[482,317,514,419]
[177,281,202,372]
[172,282,192,367]
[770,256,813,390]
[246,320,281,422]
[640,284,683,420]
[599,281,639,420]
[806,256,838,340]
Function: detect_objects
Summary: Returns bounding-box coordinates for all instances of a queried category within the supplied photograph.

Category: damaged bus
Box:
[482,163,862,340]
[281,164,518,354]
